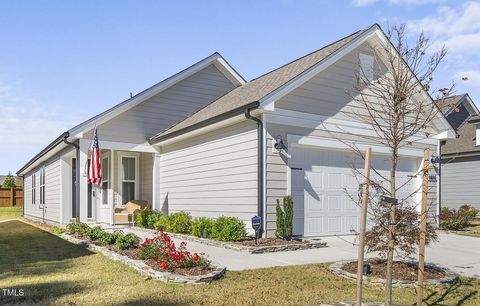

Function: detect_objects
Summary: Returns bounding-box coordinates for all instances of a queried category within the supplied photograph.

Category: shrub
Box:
[137,231,208,271]
[276,196,294,238]
[211,216,246,241]
[115,233,141,250]
[154,212,192,234]
[192,217,214,238]
[440,207,470,230]
[136,209,162,229]
[84,226,106,241]
[98,230,124,246]
[459,205,479,219]
[66,222,89,236]
[51,227,66,235]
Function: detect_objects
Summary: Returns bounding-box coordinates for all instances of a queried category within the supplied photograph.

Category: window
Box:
[31,173,36,204]
[39,166,45,205]
[102,156,109,205]
[121,156,136,204]
[359,53,374,82]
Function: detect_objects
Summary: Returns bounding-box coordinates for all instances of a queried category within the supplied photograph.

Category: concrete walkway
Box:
[105,225,480,277]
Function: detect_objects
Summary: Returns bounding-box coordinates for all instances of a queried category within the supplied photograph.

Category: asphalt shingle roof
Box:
[442,116,480,155]
[150,27,369,142]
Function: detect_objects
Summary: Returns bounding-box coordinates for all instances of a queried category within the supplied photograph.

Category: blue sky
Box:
[0,0,478,174]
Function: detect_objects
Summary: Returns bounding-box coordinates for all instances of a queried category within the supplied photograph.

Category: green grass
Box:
[462,224,480,238]
[0,220,479,305]
[0,206,22,221]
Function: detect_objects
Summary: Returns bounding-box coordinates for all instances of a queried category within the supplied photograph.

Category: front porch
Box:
[61,139,159,225]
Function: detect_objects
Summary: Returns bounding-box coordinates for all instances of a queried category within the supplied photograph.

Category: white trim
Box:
[70,53,244,137]
[101,153,110,206]
[267,108,439,145]
[110,150,114,224]
[118,153,140,206]
[259,25,379,109]
[214,57,246,86]
[153,114,247,147]
[100,141,159,153]
[287,134,425,158]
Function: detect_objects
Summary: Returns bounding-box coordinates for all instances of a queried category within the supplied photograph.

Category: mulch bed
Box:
[233,237,306,247]
[148,262,215,276]
[342,258,446,282]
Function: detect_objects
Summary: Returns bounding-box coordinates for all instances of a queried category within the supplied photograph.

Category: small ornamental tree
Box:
[275,196,294,238]
[2,172,16,188]
[334,24,451,305]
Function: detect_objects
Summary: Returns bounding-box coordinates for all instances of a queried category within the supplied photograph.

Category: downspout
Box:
[244,108,264,236]
[63,135,80,221]
[437,139,442,226]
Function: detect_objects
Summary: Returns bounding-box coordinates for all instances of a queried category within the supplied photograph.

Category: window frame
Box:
[39,166,46,205]
[118,154,139,205]
[359,52,375,82]
[31,173,36,204]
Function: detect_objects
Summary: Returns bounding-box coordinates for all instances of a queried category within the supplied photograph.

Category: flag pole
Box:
[83,124,97,177]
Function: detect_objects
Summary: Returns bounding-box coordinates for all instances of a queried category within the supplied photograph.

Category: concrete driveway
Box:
[120,227,480,277]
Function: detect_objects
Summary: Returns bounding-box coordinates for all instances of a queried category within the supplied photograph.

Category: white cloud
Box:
[0,79,78,172]
[406,1,480,106]
[352,0,446,6]
[352,0,379,6]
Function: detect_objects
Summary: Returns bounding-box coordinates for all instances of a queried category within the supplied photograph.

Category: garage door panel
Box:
[307,217,323,235]
[327,216,342,233]
[291,146,419,237]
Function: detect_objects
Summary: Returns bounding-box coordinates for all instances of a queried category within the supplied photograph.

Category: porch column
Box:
[79,138,90,222]
[152,154,161,212]
[110,149,115,225]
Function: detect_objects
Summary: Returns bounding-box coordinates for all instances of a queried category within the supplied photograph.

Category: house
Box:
[17,24,454,237]
[436,94,480,211]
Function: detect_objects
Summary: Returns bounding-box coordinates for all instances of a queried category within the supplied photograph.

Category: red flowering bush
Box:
[137,230,208,271]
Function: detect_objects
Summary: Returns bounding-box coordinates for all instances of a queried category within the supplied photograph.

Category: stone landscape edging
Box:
[60,233,226,284]
[329,260,459,288]
[132,226,327,254]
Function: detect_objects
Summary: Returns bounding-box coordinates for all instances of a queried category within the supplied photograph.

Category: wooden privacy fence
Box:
[0,188,23,207]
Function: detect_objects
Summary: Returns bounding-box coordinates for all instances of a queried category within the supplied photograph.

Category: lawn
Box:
[0,221,479,305]
[463,224,480,238]
[0,206,22,221]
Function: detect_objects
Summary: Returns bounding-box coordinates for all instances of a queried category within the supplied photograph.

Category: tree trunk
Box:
[385,149,398,306]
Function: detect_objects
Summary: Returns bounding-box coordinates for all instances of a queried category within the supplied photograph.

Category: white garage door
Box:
[291,146,420,237]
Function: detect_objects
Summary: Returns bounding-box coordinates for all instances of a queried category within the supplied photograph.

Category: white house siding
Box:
[441,156,480,210]
[23,154,63,224]
[85,64,236,143]
[159,121,258,226]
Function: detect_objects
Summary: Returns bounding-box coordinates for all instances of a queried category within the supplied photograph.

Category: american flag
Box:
[88,127,102,185]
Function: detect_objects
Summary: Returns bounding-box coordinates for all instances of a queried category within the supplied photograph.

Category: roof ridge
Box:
[249,28,368,82]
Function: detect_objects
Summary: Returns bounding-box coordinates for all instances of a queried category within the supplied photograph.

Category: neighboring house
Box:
[17,24,454,237]
[436,94,480,211]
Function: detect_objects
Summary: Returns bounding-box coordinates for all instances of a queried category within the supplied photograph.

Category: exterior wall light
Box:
[274,135,287,151]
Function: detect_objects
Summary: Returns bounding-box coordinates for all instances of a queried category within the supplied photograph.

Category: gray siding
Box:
[86,64,236,143]
[441,156,480,210]
[159,121,258,226]
[23,154,63,224]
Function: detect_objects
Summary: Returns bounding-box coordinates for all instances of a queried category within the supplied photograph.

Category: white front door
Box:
[291,146,419,237]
